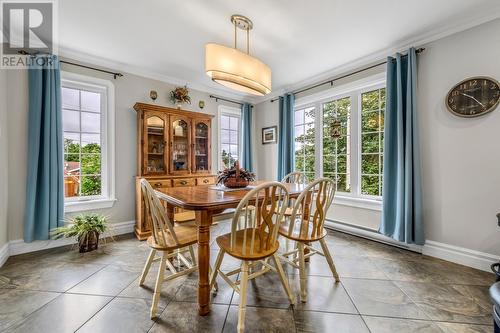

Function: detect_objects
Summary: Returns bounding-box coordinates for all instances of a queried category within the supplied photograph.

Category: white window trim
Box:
[61,71,116,213]
[217,105,241,171]
[294,73,385,211]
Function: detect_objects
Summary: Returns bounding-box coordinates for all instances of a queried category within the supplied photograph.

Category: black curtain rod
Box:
[209,95,253,108]
[270,47,425,102]
[17,50,124,79]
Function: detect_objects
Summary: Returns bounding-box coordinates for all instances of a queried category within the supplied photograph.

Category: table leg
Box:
[196,210,212,316]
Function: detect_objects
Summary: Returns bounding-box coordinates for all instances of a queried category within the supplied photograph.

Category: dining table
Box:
[154,180,306,316]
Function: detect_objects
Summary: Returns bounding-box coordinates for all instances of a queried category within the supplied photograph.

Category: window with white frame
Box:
[294,106,316,180]
[219,107,240,170]
[61,72,115,211]
[292,78,385,201]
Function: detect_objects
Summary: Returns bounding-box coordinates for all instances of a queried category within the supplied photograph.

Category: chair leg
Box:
[150,251,167,319]
[319,238,340,282]
[297,242,307,302]
[139,249,156,286]
[210,249,225,292]
[272,254,295,305]
[237,261,249,333]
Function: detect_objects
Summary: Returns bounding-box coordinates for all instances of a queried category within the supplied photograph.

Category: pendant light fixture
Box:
[205,15,271,96]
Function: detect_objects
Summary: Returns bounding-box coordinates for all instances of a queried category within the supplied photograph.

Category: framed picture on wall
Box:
[262,126,277,144]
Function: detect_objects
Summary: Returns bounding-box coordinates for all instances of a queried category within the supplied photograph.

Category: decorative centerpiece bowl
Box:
[217,161,255,189]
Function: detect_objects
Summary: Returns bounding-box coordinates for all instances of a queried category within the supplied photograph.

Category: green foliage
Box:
[51,213,108,240]
[64,139,102,196]
[221,150,237,169]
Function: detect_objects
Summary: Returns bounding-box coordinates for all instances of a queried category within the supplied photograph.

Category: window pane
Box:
[229,144,238,157]
[221,129,230,144]
[229,116,239,130]
[229,130,238,144]
[295,155,304,172]
[221,115,229,129]
[81,90,101,112]
[361,154,380,175]
[62,88,79,109]
[361,175,380,196]
[361,133,380,153]
[64,176,79,198]
[304,107,315,123]
[64,132,80,154]
[81,154,101,175]
[81,134,101,153]
[336,173,350,192]
[323,138,334,155]
[304,155,315,174]
[323,155,335,174]
[336,136,349,154]
[81,112,100,133]
[362,90,380,112]
[294,125,304,138]
[81,175,101,196]
[361,111,381,133]
[337,154,348,173]
[62,109,80,132]
[294,109,304,125]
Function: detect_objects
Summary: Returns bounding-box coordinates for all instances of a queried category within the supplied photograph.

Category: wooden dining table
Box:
[154,180,306,316]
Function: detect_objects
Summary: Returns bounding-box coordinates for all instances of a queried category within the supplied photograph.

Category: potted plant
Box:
[217,161,255,189]
[169,85,191,108]
[51,213,109,253]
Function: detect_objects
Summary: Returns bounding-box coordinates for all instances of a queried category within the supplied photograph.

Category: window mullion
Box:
[315,102,322,178]
[351,91,360,197]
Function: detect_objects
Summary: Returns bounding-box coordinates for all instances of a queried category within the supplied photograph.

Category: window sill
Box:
[333,195,382,211]
[65,198,117,213]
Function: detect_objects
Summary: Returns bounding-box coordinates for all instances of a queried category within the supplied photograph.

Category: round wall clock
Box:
[446,76,500,118]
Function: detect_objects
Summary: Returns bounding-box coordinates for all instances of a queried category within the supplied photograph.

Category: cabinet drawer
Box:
[148,179,172,189]
[196,177,215,185]
[172,178,195,187]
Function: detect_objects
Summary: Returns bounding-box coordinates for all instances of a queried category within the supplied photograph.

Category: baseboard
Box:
[8,220,135,257]
[326,220,499,273]
[422,240,499,273]
[0,243,9,267]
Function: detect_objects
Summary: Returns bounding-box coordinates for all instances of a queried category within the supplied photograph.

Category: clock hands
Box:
[459,92,485,107]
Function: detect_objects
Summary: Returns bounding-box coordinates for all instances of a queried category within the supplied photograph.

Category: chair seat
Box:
[147,224,198,251]
[174,211,195,223]
[278,219,327,242]
[216,228,279,261]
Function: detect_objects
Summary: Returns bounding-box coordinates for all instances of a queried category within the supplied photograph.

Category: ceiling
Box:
[59,0,500,102]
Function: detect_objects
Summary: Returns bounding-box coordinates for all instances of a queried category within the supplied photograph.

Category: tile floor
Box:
[0,222,495,333]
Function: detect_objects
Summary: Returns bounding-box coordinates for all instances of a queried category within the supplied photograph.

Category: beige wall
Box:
[418,18,500,256]
[253,18,500,255]
[0,69,8,247]
[6,60,237,241]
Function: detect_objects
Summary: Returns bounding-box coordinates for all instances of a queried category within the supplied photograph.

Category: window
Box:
[322,97,351,192]
[61,72,115,212]
[218,106,240,170]
[294,106,315,180]
[361,88,385,196]
[292,76,385,205]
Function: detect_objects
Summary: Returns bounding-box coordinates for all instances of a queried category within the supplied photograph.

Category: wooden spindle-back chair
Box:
[281,171,308,185]
[278,178,340,301]
[210,182,295,333]
[139,179,199,319]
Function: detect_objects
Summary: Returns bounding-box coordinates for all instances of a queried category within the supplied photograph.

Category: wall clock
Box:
[446,77,500,118]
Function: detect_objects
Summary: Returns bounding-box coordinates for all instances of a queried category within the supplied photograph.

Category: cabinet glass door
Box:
[193,121,210,172]
[145,115,166,174]
[171,118,190,173]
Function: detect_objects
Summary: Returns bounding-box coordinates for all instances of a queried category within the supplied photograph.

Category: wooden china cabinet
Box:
[134,102,216,240]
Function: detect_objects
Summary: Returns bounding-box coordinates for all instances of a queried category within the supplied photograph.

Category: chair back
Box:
[281,172,308,184]
[284,178,335,240]
[231,182,289,256]
[140,178,178,247]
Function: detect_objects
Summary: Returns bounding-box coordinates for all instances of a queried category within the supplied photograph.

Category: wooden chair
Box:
[210,182,295,333]
[281,171,308,185]
[278,178,340,302]
[138,179,200,319]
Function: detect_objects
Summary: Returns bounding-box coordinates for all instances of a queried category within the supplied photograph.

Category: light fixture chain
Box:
[234,21,237,49]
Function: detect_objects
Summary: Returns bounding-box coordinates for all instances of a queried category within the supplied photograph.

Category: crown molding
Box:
[253,10,500,105]
[58,47,255,104]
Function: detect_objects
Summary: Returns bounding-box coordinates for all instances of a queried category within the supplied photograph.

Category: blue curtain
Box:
[241,103,253,171]
[277,93,295,180]
[24,55,64,242]
[379,48,424,245]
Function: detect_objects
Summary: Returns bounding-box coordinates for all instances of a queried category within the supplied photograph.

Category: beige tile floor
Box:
[0,222,495,333]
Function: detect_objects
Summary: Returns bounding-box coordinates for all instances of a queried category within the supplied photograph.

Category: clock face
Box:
[446,77,500,117]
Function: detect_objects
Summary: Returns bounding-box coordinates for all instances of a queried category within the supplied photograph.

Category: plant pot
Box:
[223,177,249,189]
[78,231,100,253]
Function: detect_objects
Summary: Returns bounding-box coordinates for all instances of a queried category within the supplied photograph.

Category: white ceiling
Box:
[59,0,500,102]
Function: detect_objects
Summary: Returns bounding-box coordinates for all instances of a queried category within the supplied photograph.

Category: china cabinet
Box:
[134,102,215,240]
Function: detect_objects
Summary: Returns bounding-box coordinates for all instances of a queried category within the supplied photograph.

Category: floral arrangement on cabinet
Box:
[170,85,191,108]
